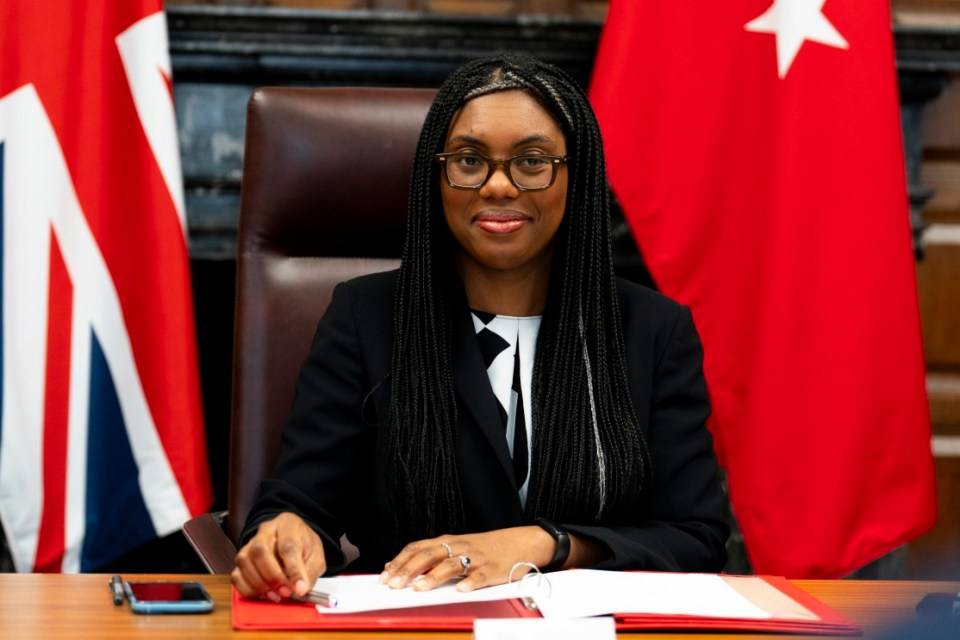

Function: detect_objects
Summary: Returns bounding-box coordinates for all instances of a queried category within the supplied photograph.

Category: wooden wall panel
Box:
[920,156,960,223]
[912,55,960,580]
[917,244,960,367]
[928,374,960,435]
[922,75,960,152]
[904,456,960,579]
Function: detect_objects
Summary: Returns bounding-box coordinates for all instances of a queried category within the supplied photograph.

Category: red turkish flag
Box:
[590,0,937,578]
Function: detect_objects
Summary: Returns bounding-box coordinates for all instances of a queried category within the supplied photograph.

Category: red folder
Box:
[231,588,539,631]
[231,575,861,635]
[613,577,861,636]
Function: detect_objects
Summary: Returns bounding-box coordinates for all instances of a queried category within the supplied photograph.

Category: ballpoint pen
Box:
[292,589,338,608]
[109,575,124,605]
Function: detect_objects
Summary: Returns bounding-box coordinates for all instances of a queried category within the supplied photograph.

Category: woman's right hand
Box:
[231,512,327,602]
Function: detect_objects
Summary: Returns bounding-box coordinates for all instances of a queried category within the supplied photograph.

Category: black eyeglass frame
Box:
[435,152,568,192]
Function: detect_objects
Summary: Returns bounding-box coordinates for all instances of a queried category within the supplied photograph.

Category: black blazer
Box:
[243,270,729,574]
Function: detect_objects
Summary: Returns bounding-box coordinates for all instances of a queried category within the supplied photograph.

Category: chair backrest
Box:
[226,86,436,544]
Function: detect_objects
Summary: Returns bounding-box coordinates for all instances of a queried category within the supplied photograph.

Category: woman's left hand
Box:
[379,526,555,592]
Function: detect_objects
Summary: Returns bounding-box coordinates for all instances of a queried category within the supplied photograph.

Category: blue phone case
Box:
[124,581,214,614]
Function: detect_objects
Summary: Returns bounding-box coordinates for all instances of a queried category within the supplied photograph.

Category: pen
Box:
[292,589,338,608]
[109,575,124,605]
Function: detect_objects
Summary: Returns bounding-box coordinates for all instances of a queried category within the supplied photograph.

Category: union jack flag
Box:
[0,1,211,572]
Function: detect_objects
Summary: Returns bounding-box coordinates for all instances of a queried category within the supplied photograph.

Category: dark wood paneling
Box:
[928,374,960,436]
[905,456,960,580]
[917,244,960,368]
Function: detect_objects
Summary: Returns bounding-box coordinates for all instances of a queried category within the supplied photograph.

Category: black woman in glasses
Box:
[232,55,728,603]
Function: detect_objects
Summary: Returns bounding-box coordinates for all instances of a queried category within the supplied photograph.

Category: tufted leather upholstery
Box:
[183,86,436,572]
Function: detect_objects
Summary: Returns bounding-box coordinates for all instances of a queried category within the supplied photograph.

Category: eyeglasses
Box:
[435,152,567,191]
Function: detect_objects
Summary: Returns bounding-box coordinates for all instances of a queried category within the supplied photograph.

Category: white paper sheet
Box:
[531,570,773,620]
[474,617,616,640]
[309,574,539,614]
[309,570,794,621]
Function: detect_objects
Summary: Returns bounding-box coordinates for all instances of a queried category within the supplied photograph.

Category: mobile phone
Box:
[124,580,214,614]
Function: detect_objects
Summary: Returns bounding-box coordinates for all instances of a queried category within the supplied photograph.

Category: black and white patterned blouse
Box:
[470,310,541,506]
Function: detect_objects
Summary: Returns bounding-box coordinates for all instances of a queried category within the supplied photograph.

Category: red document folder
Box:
[231,588,539,631]
[231,575,861,635]
[613,577,861,636]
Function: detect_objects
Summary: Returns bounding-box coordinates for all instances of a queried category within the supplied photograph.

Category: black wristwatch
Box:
[534,518,570,572]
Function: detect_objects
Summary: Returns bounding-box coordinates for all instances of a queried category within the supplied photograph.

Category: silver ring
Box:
[441,542,453,558]
[458,555,471,577]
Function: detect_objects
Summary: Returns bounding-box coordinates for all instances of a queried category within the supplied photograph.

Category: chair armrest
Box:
[182,511,236,574]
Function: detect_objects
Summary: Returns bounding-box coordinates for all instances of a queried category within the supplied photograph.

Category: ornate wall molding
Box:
[168,5,602,86]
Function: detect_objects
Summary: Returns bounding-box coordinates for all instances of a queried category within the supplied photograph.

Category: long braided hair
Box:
[385,55,651,539]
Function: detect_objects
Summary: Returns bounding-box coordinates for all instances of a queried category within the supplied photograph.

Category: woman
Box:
[232,55,728,603]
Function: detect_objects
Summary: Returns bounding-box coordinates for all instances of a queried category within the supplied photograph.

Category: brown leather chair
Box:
[183,86,436,573]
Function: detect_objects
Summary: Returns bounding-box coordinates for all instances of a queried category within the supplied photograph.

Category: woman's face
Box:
[440,90,568,278]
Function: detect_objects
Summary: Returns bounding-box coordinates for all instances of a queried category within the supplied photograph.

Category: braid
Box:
[385,55,651,538]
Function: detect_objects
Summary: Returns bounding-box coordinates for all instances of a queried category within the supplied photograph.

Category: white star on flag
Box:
[745,0,849,78]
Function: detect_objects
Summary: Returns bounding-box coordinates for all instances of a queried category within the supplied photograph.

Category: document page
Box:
[310,574,538,614]
[309,570,808,621]
[533,570,774,620]
[474,617,616,639]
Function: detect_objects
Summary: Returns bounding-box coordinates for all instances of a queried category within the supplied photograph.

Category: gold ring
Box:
[441,542,453,558]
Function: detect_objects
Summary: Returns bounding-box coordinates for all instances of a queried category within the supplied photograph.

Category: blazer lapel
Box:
[450,301,519,487]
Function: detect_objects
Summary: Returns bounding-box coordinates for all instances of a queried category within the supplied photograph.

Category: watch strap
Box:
[534,518,570,572]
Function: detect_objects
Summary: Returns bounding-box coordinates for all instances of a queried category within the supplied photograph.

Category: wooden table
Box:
[0,574,956,639]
